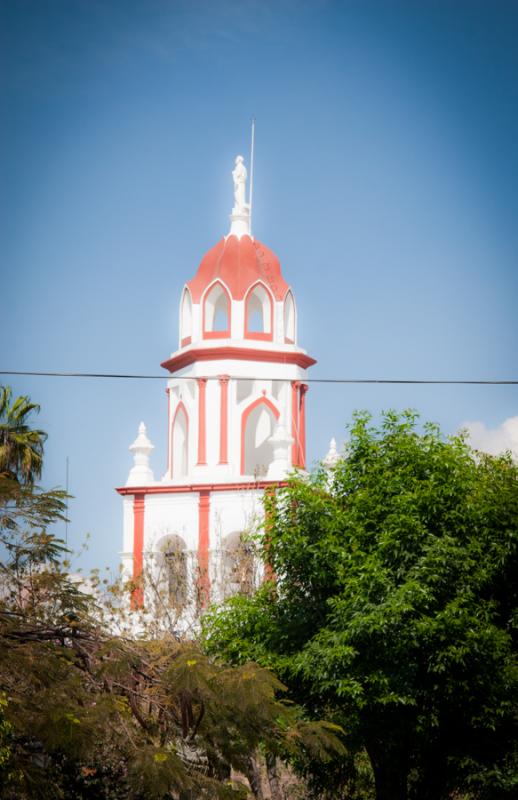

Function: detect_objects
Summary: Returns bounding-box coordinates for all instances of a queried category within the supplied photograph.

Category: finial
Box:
[228,155,251,238]
[323,437,340,469]
[126,422,155,486]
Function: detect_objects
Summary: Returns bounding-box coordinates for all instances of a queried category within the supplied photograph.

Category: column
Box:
[198,490,211,608]
[299,383,308,469]
[166,387,171,477]
[291,380,301,467]
[131,492,145,609]
[218,375,230,464]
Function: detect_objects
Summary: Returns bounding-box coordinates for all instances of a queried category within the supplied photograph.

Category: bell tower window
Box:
[203,282,231,338]
[245,283,273,340]
[241,397,280,475]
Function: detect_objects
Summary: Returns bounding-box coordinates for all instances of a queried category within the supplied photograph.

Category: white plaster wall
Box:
[143,493,199,553]
[122,496,134,554]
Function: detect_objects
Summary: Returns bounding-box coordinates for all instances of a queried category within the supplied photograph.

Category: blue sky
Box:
[2,0,517,573]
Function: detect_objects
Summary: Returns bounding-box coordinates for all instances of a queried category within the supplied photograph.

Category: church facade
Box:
[116,156,318,619]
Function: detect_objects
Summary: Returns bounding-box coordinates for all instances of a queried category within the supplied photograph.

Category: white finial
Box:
[323,437,340,469]
[228,155,250,238]
[126,422,155,486]
[267,422,294,479]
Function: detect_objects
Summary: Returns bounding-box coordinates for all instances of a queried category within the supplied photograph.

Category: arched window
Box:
[284,290,296,343]
[241,397,280,476]
[221,531,255,598]
[171,403,188,479]
[156,534,188,610]
[180,288,192,346]
[245,283,273,340]
[203,282,230,338]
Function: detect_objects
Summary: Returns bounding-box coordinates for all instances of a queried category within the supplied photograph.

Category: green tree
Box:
[0,386,47,485]
[204,411,518,800]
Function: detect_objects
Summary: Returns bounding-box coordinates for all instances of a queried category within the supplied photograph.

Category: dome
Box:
[186,235,290,303]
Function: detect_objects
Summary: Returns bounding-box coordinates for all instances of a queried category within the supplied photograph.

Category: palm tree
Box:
[0,386,47,484]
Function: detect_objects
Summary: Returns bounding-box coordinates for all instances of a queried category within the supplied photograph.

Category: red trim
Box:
[240,396,280,475]
[198,490,210,607]
[197,378,207,465]
[218,375,230,464]
[181,336,192,347]
[131,493,145,609]
[291,381,300,466]
[202,280,231,339]
[161,346,316,374]
[171,401,189,479]
[299,383,308,469]
[244,281,274,342]
[166,388,171,477]
[117,479,288,496]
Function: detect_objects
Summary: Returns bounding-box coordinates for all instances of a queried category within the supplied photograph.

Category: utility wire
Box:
[1,370,517,385]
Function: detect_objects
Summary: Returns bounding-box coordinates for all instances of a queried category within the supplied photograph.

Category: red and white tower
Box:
[117,156,316,616]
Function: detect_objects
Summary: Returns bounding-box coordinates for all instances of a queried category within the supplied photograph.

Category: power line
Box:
[1,370,517,385]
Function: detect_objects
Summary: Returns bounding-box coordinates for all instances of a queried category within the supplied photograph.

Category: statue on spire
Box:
[232,155,248,213]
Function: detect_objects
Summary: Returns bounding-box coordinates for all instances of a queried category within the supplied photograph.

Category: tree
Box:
[203,411,518,800]
[0,387,342,799]
[0,386,47,485]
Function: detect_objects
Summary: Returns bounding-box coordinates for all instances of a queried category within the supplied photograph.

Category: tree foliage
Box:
[204,411,518,800]
[0,387,341,799]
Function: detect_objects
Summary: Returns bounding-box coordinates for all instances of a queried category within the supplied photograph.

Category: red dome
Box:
[187,235,289,302]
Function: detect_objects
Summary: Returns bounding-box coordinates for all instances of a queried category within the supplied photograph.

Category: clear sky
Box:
[2,0,517,574]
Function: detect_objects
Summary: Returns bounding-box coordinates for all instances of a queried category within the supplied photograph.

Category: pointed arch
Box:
[221,531,255,598]
[171,401,189,479]
[155,533,188,610]
[244,281,273,341]
[283,289,296,344]
[203,280,231,339]
[240,396,280,475]
[180,287,193,347]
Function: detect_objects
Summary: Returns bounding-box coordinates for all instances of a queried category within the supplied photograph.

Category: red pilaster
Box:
[166,388,171,477]
[218,375,230,464]
[197,378,207,465]
[198,490,211,607]
[291,380,301,467]
[299,383,308,469]
[132,493,145,609]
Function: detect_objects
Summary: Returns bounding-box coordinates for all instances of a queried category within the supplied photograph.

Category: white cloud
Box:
[463,416,518,459]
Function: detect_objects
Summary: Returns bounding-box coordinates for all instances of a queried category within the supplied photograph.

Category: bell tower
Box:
[117,156,316,616]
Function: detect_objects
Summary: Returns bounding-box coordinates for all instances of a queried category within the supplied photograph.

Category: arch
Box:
[155,534,188,610]
[240,396,280,475]
[221,531,254,598]
[245,282,273,341]
[180,287,192,346]
[171,402,189,479]
[203,281,231,339]
[283,290,296,344]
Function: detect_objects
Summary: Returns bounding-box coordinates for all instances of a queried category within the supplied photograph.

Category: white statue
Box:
[232,155,248,212]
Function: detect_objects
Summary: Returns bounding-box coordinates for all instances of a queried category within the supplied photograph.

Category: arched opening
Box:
[156,534,188,611]
[203,282,230,338]
[221,531,255,598]
[241,397,280,476]
[284,290,296,343]
[245,283,273,339]
[171,403,188,479]
[180,288,192,346]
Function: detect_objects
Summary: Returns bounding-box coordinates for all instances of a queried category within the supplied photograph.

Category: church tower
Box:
[117,156,316,616]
